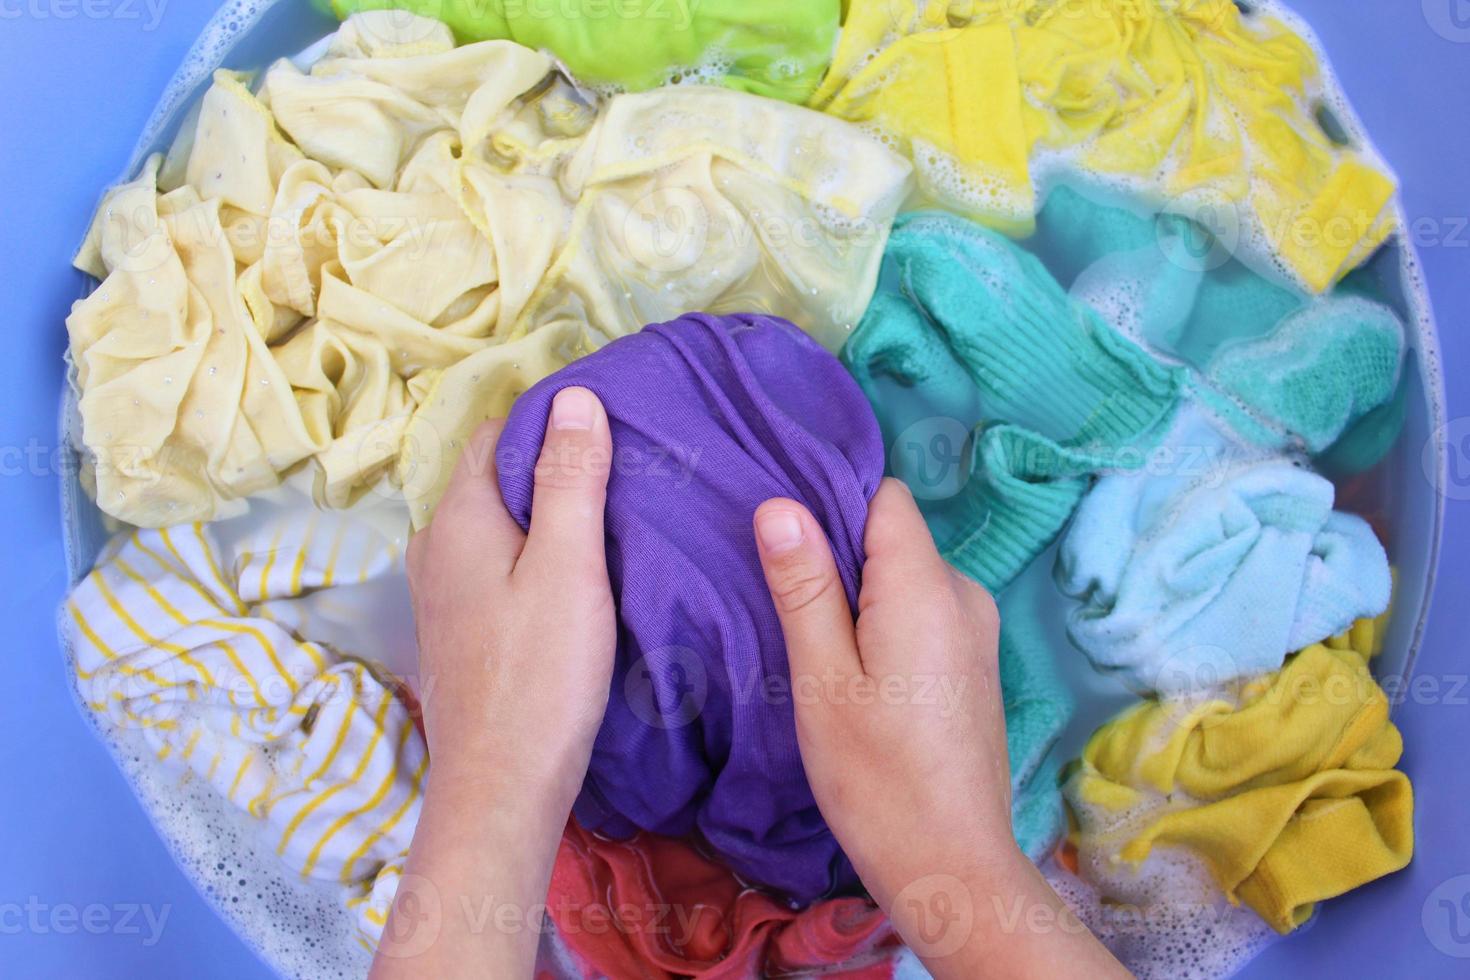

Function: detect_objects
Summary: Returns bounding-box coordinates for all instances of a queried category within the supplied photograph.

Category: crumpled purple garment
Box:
[496,312,884,901]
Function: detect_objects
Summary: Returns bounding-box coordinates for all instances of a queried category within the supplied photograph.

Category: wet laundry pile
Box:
[61,5,1421,975]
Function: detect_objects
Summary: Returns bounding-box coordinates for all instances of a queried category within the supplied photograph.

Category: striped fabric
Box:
[64,500,425,945]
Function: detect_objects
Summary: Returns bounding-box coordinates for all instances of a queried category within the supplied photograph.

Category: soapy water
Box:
[58,1,1445,977]
[1047,851,1282,980]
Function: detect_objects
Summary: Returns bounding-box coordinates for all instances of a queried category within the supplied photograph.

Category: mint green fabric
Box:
[318,0,840,104]
[1032,185,1306,367]
[998,587,1073,861]
[1032,185,1406,472]
[843,207,1406,600]
[842,210,1186,594]
[1204,297,1406,455]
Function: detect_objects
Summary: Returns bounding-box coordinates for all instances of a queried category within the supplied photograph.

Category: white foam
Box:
[56,609,371,980]
[1046,854,1282,980]
[130,0,285,175]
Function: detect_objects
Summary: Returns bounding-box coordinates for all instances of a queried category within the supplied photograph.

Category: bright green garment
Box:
[316,0,840,103]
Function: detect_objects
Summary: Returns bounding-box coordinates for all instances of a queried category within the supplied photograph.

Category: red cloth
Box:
[548,820,899,979]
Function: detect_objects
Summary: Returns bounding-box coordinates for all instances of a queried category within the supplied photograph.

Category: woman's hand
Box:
[406,386,616,819]
[754,478,1128,979]
[373,386,615,979]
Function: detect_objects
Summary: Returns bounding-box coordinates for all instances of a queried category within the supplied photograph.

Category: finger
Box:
[754,498,862,681]
[948,566,1001,655]
[858,478,955,611]
[422,418,525,577]
[517,387,613,584]
[856,479,983,675]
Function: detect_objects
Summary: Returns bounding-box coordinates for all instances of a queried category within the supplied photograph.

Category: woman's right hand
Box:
[753,478,1129,979]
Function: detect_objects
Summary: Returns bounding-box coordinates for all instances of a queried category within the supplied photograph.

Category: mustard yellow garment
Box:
[1066,620,1413,934]
[66,11,911,529]
[811,0,1397,290]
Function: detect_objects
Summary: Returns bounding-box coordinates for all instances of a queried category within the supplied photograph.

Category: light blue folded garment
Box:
[1055,405,1392,694]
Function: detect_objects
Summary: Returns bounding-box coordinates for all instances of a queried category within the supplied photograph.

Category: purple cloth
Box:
[496,312,884,901]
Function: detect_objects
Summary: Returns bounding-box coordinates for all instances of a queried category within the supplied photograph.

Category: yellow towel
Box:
[1067,619,1414,933]
[811,0,1397,290]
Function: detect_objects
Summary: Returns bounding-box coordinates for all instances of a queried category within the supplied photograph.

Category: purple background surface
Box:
[0,2,1464,975]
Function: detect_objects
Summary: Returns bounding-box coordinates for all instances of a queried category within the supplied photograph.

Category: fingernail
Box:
[756,510,804,554]
[551,387,597,431]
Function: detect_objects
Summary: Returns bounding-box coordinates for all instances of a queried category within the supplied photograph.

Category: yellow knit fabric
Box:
[810,0,1397,290]
[66,11,911,530]
[1068,619,1414,933]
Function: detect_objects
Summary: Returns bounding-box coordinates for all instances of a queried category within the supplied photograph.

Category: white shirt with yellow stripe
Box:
[64,480,424,947]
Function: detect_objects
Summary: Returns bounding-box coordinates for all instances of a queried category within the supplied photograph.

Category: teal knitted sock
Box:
[844,207,1406,598]
[1204,296,1406,455]
[1036,185,1305,363]
[1034,184,1406,470]
[842,211,1186,592]
[999,609,1074,860]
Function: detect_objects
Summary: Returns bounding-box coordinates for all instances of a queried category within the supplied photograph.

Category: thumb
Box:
[754,499,862,681]
[517,386,613,584]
